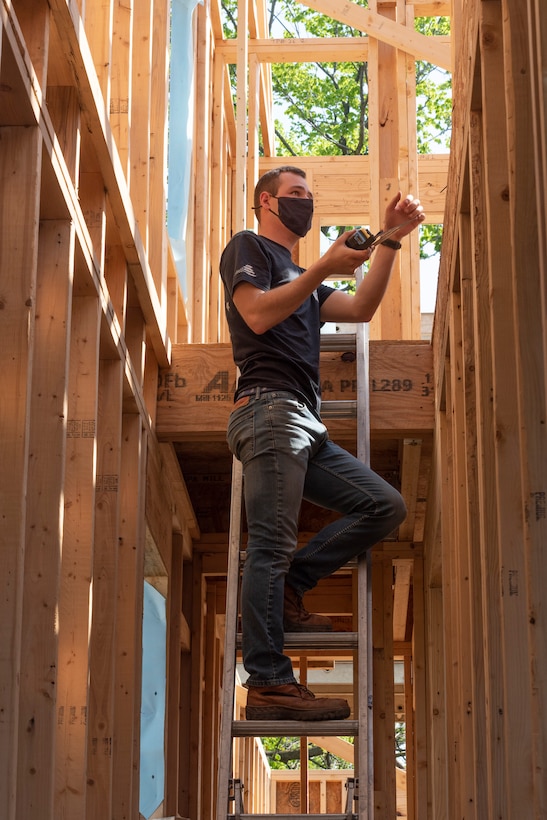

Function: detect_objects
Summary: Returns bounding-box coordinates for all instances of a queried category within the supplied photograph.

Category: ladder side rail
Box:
[355,266,374,820]
[216,455,244,820]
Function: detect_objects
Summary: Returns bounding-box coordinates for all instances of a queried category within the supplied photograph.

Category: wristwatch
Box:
[381,237,402,250]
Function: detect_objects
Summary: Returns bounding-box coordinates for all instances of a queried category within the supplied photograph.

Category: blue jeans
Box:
[226,389,406,687]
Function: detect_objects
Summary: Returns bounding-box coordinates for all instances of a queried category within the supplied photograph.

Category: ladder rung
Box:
[319,400,357,419]
[235,632,358,651]
[232,719,358,737]
[283,631,358,650]
[234,815,357,819]
[319,332,357,352]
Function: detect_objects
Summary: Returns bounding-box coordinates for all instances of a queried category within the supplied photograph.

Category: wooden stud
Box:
[45,85,81,184]
[372,553,396,818]
[410,554,428,820]
[86,357,123,819]
[129,0,152,253]
[111,0,133,178]
[79,170,107,276]
[55,294,101,820]
[14,0,50,88]
[425,586,448,820]
[16,220,74,818]
[235,0,249,233]
[125,302,146,389]
[183,555,206,820]
[502,1,547,813]
[148,0,169,303]
[448,285,476,817]
[399,438,422,542]
[145,439,174,572]
[85,0,113,108]
[209,53,228,344]
[438,365,459,815]
[192,0,213,341]
[392,560,412,643]
[104,242,128,333]
[112,412,146,820]
[403,655,415,820]
[165,532,184,815]
[202,584,219,819]
[468,108,507,818]
[480,6,536,810]
[367,0,398,342]
[458,210,489,819]
[0,125,42,820]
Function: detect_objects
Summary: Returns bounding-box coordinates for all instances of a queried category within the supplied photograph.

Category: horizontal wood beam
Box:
[217,34,450,67]
[411,0,450,12]
[217,36,370,63]
[156,341,434,440]
[259,154,448,224]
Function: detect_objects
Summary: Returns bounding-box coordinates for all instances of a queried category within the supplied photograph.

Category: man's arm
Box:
[320,192,425,324]
[232,242,370,335]
[233,191,424,334]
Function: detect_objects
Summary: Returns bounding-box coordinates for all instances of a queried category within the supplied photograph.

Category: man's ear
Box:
[260,190,273,210]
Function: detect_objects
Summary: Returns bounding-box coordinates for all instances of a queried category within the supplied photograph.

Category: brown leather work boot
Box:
[283,584,333,632]
[246,683,350,721]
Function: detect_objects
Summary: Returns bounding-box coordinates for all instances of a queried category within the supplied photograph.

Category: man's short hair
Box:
[253,166,307,218]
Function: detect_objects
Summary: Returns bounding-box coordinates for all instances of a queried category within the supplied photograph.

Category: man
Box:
[220,166,425,721]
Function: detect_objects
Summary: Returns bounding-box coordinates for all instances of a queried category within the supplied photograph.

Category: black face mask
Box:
[269,196,314,237]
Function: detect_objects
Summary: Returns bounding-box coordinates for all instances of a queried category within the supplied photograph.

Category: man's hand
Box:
[383,192,425,239]
[321,230,373,275]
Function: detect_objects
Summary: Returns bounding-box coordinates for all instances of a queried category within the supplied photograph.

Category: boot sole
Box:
[245,704,350,721]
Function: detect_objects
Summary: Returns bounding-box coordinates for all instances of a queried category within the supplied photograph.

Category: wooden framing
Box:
[1,0,547,818]
[430,1,547,818]
[0,2,190,819]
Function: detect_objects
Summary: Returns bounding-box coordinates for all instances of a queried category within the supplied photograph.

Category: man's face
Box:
[259,171,315,240]
[273,172,313,203]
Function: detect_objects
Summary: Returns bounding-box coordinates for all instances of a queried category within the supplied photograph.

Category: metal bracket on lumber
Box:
[345,777,358,819]
[230,778,244,819]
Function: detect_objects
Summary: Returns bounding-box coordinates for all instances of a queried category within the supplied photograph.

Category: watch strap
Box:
[381,237,402,250]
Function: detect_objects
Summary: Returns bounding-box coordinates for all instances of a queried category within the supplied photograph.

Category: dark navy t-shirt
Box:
[220,231,335,412]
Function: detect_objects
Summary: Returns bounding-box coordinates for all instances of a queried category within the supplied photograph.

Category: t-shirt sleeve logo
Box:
[235,264,257,278]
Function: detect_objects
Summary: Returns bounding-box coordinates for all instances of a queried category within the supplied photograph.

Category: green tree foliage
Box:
[260,725,407,771]
[221,1,451,159]
[261,736,354,770]
[220,2,449,294]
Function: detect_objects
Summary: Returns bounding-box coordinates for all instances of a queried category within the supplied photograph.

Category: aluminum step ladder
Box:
[216,320,373,820]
